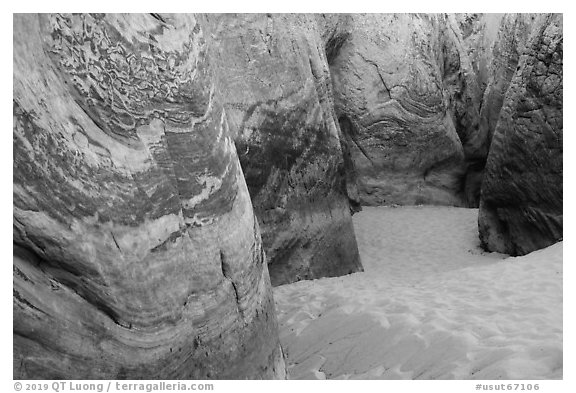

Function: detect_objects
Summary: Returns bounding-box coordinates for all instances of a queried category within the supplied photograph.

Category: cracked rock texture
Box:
[13,13,285,379]
[478,14,563,255]
[329,14,468,206]
[206,14,363,286]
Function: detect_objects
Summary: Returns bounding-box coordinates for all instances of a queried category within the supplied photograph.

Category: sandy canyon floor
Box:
[274,206,563,380]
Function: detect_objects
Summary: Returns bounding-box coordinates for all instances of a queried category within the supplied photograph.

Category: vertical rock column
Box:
[206,14,363,286]
[478,14,563,255]
[14,13,285,379]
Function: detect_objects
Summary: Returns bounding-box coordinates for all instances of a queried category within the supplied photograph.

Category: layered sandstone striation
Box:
[478,14,563,255]
[206,14,363,286]
[13,12,562,379]
[329,14,468,206]
[13,13,285,379]
[324,14,545,208]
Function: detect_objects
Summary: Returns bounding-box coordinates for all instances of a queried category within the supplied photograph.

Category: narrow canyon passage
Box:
[274,207,562,380]
[12,13,562,379]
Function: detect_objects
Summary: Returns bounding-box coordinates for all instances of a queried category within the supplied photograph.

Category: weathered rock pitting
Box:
[207,14,363,286]
[478,13,563,255]
[14,13,285,379]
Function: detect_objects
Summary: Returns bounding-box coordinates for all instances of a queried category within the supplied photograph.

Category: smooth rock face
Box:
[206,14,363,286]
[478,14,563,255]
[13,13,285,379]
[330,14,467,207]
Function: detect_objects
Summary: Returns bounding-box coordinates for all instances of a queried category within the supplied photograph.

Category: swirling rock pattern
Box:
[206,14,363,286]
[14,13,285,379]
[329,14,467,207]
[478,14,563,255]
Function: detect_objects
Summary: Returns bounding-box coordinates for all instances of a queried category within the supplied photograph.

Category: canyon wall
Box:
[441,14,488,206]
[454,13,503,96]
[13,13,285,379]
[479,14,537,151]
[478,13,563,255]
[324,14,547,209]
[206,14,363,286]
[13,12,562,379]
[329,14,468,206]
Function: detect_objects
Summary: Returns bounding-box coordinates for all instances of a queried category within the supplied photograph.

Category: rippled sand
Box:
[274,206,562,380]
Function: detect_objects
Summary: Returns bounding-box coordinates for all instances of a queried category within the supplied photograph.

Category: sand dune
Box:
[274,206,562,380]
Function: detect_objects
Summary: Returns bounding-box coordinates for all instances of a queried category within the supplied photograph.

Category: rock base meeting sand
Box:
[274,206,562,379]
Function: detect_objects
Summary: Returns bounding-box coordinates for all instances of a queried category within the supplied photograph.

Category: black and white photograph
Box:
[8,3,566,388]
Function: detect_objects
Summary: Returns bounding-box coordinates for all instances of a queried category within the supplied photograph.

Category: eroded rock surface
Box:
[454,13,503,95]
[441,14,488,206]
[13,13,285,379]
[329,14,467,206]
[206,14,363,286]
[444,13,537,207]
[480,14,537,150]
[478,14,563,255]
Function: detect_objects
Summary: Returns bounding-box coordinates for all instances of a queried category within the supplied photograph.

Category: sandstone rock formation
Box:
[14,12,561,379]
[478,13,563,255]
[479,14,537,149]
[329,14,468,206]
[14,13,285,379]
[441,14,487,206]
[444,13,538,207]
[206,14,363,286]
[454,13,503,95]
